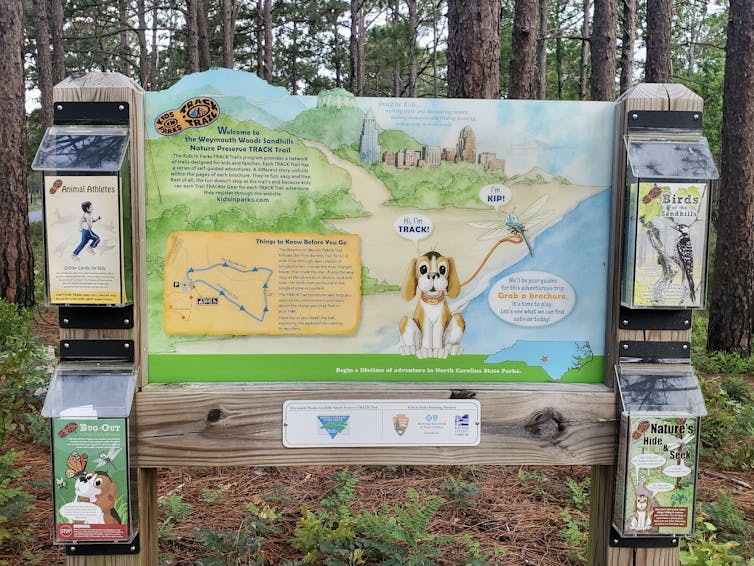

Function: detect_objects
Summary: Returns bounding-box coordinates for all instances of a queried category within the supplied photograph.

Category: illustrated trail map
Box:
[145,69,616,383]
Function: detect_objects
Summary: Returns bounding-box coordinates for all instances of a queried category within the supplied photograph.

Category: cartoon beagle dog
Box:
[629,494,653,531]
[399,251,465,359]
[75,471,122,525]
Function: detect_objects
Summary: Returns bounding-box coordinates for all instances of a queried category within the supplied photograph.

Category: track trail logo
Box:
[154,97,220,136]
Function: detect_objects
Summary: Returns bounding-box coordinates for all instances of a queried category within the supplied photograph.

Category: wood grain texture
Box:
[53,72,147,566]
[68,556,139,566]
[597,83,701,566]
[134,383,617,467]
[53,72,148,385]
[609,547,681,566]
[137,468,159,566]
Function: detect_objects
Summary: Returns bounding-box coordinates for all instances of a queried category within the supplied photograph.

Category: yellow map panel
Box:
[163,231,361,335]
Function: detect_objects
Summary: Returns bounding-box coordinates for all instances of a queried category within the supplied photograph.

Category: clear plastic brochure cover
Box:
[616,364,707,416]
[626,135,719,180]
[41,364,137,418]
[32,125,129,172]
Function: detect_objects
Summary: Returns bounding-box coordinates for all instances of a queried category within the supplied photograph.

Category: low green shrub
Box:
[699,375,754,470]
[0,299,51,449]
[701,492,753,558]
[292,469,452,565]
[442,474,482,509]
[681,516,754,565]
[0,449,35,546]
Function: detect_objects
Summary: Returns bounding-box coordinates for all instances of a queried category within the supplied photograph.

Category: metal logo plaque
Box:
[283,399,481,447]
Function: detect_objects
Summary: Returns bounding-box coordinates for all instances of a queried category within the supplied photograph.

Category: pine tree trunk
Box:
[0,0,34,307]
[619,0,635,93]
[579,0,590,100]
[447,0,501,99]
[138,0,148,86]
[590,0,617,101]
[290,21,298,94]
[50,0,65,83]
[197,0,211,70]
[707,0,754,354]
[645,0,672,83]
[510,0,538,99]
[149,0,159,88]
[392,1,401,97]
[223,0,236,68]
[349,0,360,93]
[119,0,131,76]
[256,1,264,77]
[554,0,564,99]
[33,0,54,127]
[357,5,366,95]
[432,0,439,97]
[187,0,200,73]
[536,0,549,100]
[263,0,272,81]
[407,0,418,97]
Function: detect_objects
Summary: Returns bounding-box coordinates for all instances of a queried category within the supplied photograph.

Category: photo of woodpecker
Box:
[672,223,696,303]
[633,182,708,308]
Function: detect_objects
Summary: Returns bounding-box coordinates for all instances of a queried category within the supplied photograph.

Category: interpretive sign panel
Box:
[43,174,126,305]
[614,415,698,536]
[145,69,615,383]
[52,418,131,543]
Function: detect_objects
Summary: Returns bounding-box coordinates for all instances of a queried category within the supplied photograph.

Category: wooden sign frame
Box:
[53,74,702,566]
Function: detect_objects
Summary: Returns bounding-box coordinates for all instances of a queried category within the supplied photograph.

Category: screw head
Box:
[631,113,638,120]
[693,114,700,121]
[622,344,629,350]
[62,318,69,325]
[124,319,130,325]
[118,104,125,111]
[130,545,136,552]
[63,342,70,349]
[683,344,689,350]
[622,319,629,326]
[56,104,63,111]
[124,342,130,349]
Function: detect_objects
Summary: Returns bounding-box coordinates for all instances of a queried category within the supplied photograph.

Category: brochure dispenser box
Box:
[42,365,138,546]
[622,134,718,309]
[32,126,132,306]
[613,364,706,538]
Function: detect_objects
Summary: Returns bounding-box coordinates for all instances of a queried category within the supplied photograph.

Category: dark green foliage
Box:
[441,475,482,509]
[292,469,452,565]
[192,510,277,566]
[0,300,50,449]
[701,491,753,557]
[0,450,35,546]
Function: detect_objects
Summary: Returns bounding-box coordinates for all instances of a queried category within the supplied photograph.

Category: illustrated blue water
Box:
[462,190,610,378]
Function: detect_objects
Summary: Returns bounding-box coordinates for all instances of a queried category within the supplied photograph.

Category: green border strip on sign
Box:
[148,354,604,383]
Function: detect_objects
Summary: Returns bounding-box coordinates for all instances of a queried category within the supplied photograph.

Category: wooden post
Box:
[588,83,703,566]
[53,72,155,566]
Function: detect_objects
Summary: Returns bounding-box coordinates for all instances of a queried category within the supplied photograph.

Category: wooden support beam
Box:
[53,72,150,566]
[134,382,617,467]
[590,82,703,566]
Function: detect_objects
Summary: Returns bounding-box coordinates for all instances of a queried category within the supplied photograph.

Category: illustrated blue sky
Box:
[147,69,616,189]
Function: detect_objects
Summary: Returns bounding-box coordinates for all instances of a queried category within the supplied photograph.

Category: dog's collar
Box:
[420,291,445,305]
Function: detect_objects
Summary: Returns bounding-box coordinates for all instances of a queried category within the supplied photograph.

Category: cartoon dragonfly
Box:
[96,444,122,471]
[470,195,550,256]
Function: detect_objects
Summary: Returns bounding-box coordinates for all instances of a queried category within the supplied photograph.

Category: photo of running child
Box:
[72,201,102,260]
